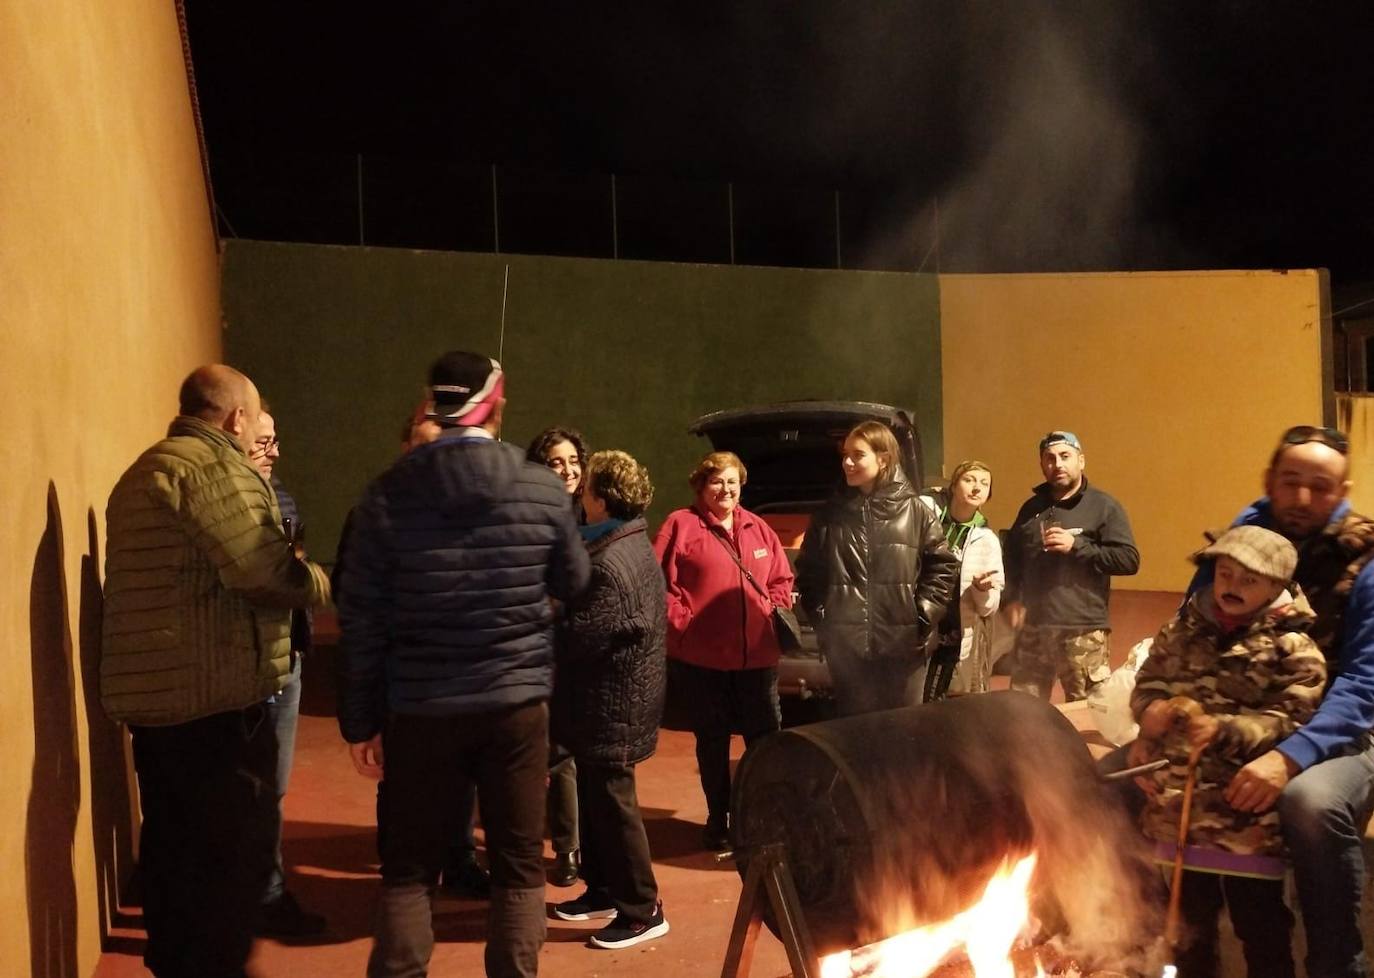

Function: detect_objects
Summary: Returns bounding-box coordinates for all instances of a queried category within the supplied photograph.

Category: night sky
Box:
[185,1,1374,288]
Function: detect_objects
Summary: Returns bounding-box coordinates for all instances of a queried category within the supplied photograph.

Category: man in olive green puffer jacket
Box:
[101,364,330,978]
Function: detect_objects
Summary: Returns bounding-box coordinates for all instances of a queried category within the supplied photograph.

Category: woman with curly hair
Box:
[526,426,589,886]
[652,450,795,851]
[551,450,670,949]
[526,426,586,501]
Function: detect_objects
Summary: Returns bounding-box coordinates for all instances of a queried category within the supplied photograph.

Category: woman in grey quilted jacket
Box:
[550,450,671,950]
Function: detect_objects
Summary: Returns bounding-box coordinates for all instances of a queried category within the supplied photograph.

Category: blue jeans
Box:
[261,656,302,904]
[1279,737,1374,978]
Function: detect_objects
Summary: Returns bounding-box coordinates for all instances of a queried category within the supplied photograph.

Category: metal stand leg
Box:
[721,843,818,978]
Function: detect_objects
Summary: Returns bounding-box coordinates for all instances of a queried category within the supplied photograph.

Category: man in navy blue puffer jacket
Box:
[338,351,590,978]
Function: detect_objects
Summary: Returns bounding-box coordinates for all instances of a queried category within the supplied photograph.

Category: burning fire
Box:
[820,854,1041,978]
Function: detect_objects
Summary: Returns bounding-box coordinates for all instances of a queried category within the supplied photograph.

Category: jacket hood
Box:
[586,517,648,556]
[1188,582,1316,636]
[834,470,917,506]
[166,415,245,455]
[823,477,919,527]
[1240,496,1355,545]
[919,488,988,528]
[398,433,525,516]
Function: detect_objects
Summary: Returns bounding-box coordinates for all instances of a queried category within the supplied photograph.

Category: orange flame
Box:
[819,854,1038,978]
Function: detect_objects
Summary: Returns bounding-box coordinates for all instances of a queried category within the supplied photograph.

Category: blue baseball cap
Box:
[1038,430,1082,453]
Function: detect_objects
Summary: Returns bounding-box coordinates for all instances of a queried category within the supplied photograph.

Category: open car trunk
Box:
[687,401,926,709]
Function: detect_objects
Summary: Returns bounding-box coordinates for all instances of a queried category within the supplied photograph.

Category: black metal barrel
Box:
[730,691,1121,956]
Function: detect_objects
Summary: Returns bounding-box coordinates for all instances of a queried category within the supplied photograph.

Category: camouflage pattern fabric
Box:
[1131,588,1327,856]
[1009,626,1110,701]
[1298,510,1374,660]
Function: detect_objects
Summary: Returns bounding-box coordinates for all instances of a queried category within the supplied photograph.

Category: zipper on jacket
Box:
[716,524,752,669]
[864,497,873,655]
[726,526,749,668]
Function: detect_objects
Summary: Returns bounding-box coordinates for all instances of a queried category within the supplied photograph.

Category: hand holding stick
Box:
[1164,700,1209,949]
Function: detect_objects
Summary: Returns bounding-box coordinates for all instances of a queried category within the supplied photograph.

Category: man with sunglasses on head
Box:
[1196,425,1374,978]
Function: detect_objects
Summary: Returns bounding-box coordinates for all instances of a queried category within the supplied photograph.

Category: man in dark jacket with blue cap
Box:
[1004,430,1140,701]
[337,351,590,978]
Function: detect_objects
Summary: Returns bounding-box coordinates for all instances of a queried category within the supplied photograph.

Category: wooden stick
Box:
[1164,744,1206,948]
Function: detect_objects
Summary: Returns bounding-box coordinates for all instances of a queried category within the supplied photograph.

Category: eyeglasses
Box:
[1279,425,1348,455]
[251,436,280,457]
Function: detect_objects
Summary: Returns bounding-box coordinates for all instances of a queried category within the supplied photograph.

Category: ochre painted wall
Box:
[1337,394,1374,518]
[939,271,1329,592]
[222,241,943,562]
[0,2,222,974]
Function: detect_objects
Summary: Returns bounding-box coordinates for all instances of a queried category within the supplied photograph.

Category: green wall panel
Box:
[223,241,942,562]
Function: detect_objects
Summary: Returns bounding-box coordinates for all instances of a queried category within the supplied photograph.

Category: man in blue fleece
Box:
[1198,425,1374,978]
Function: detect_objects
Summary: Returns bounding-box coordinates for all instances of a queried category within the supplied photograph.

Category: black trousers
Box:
[826,651,926,717]
[375,778,478,866]
[378,702,548,890]
[576,760,659,924]
[547,741,579,853]
[669,660,780,824]
[131,706,278,978]
[1176,870,1296,978]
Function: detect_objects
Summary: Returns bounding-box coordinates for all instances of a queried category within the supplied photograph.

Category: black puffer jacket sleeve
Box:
[795,480,959,662]
[914,506,960,633]
[795,509,831,622]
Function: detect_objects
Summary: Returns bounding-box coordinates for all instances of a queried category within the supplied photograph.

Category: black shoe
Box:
[589,902,670,949]
[551,889,618,921]
[550,849,580,887]
[441,854,491,899]
[256,890,327,938]
[702,817,730,852]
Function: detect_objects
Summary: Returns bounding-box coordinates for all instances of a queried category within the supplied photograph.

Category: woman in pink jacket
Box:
[653,451,795,851]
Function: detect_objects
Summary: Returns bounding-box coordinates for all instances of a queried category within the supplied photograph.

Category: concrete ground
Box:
[92,705,796,978]
[95,590,1367,978]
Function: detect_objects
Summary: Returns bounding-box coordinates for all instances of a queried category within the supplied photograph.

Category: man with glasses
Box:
[1195,425,1374,978]
[101,365,331,978]
[1004,430,1140,701]
[247,408,328,938]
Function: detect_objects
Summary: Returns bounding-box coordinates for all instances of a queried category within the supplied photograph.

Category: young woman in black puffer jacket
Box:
[795,420,960,717]
[550,450,670,950]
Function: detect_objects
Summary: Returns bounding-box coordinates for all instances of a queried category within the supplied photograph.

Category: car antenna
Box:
[497,263,510,362]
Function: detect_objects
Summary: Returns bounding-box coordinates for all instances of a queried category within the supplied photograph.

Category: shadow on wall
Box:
[77,505,139,938]
[28,483,81,977]
[26,485,139,974]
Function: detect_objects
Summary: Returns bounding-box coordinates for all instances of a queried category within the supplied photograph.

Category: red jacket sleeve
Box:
[652,512,693,637]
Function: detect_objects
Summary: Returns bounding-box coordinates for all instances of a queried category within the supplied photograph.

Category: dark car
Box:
[687,400,926,721]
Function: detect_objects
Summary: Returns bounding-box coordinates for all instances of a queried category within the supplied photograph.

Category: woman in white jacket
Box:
[919,460,1005,697]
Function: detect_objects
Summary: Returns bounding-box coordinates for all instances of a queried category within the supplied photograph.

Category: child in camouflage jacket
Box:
[1131,524,1326,978]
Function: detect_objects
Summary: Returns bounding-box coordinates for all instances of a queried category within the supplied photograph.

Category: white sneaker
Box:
[588,903,669,949]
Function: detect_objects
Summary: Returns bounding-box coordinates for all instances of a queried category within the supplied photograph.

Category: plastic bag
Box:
[1086,637,1152,746]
